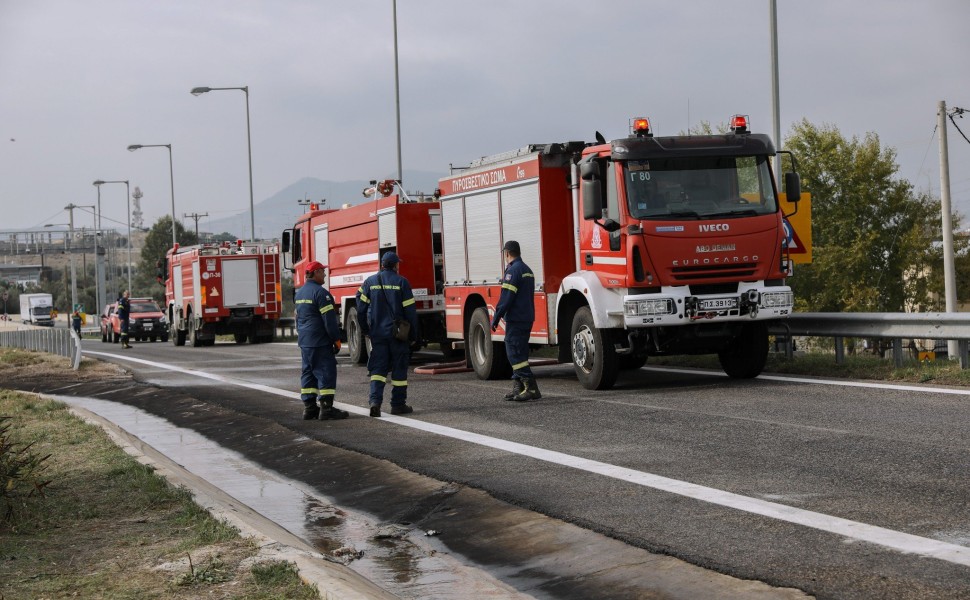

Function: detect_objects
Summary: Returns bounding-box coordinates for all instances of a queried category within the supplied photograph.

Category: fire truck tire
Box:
[234,333,248,344]
[718,322,768,378]
[112,331,119,343]
[347,306,369,364]
[570,306,619,390]
[467,308,512,380]
[101,328,108,343]
[171,323,186,346]
[189,317,202,347]
[161,334,169,343]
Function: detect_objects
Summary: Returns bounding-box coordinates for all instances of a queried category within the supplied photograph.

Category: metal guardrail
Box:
[0,325,83,370]
[767,313,970,369]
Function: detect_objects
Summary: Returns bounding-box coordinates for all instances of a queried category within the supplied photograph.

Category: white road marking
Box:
[86,350,970,567]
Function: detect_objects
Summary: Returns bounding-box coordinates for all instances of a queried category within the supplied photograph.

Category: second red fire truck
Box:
[281,182,451,363]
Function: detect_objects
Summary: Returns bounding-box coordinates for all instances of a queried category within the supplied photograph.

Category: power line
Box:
[947,107,970,146]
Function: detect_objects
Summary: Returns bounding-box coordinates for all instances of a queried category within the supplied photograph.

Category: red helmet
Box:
[305,260,325,274]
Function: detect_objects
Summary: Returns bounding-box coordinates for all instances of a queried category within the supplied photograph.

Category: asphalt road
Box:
[72,337,970,599]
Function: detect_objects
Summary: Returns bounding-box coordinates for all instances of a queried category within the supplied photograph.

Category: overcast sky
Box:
[2,0,969,237]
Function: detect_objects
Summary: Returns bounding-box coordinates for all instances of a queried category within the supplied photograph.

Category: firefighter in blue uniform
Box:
[491,240,541,401]
[356,252,418,417]
[117,290,132,349]
[296,260,349,421]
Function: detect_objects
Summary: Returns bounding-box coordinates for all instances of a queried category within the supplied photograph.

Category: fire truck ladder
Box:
[262,251,280,313]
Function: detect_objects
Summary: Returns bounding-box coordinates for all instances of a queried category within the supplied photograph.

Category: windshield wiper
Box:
[659,210,702,220]
[706,209,760,218]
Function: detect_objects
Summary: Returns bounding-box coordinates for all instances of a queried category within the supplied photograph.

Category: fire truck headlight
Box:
[625,298,674,316]
[759,291,793,308]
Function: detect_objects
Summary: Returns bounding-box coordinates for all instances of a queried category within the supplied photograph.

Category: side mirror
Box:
[581,160,603,220]
[784,172,801,202]
[281,230,291,253]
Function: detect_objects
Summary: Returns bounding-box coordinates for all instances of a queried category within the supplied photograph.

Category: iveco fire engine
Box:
[440,115,801,389]
[281,181,450,363]
[162,241,282,347]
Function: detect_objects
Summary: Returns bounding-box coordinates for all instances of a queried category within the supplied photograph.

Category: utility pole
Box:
[65,204,79,312]
[183,212,208,241]
[938,100,958,360]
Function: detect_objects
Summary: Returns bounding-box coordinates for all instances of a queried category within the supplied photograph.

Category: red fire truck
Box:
[281,181,450,363]
[162,241,282,347]
[440,115,801,389]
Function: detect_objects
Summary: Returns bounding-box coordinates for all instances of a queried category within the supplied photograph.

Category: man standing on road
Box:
[356,252,418,417]
[117,290,132,349]
[296,261,349,421]
[491,240,540,401]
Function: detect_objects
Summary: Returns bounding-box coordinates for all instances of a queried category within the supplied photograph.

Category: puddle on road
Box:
[54,395,527,600]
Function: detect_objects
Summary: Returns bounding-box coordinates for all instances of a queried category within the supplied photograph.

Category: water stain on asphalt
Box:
[54,395,529,599]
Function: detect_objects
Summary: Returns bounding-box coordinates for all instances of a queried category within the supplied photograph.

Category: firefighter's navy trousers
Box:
[505,321,534,379]
[368,338,409,407]
[300,346,336,405]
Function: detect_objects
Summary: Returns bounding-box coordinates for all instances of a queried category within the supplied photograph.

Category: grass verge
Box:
[0,388,319,599]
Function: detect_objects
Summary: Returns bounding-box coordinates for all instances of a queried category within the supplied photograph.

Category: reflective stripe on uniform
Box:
[359,293,370,303]
[522,273,534,278]
[371,375,387,383]
[391,379,408,387]
[296,299,313,304]
[301,387,319,395]
[319,388,336,395]
[502,283,518,293]
[511,360,530,371]
[370,285,401,290]
[319,304,334,314]
[402,298,415,307]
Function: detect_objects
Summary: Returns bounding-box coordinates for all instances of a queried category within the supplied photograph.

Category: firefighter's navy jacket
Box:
[491,257,535,327]
[356,268,418,341]
[295,279,340,348]
[117,296,130,322]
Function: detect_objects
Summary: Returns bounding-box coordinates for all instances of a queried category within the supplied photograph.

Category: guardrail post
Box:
[835,337,845,365]
[960,340,969,370]
[893,338,903,369]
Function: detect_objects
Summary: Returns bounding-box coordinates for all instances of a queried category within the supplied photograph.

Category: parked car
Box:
[104,298,169,343]
[100,303,117,343]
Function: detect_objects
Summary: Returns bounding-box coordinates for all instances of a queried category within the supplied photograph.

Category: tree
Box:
[210,231,240,243]
[132,216,198,301]
[783,119,948,312]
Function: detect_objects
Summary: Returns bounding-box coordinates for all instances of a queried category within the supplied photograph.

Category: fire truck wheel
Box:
[718,322,768,378]
[101,328,108,343]
[467,308,512,380]
[234,333,248,344]
[171,322,186,347]
[570,306,619,390]
[347,306,369,364]
[189,317,202,347]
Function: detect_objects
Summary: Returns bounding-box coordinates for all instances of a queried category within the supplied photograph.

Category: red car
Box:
[101,298,169,343]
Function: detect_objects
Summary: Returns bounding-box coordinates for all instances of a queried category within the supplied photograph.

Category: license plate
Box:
[699,297,737,310]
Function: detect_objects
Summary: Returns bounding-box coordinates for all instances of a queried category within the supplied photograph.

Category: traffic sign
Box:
[779,192,812,264]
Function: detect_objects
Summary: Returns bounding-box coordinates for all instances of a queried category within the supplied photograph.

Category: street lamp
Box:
[91,182,105,312]
[93,179,132,293]
[127,144,176,247]
[191,85,256,242]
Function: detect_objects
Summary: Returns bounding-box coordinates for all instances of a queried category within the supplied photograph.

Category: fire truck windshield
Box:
[623,155,777,220]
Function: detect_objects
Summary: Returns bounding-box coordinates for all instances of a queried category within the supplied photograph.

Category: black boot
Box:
[512,377,541,401]
[504,378,524,401]
[318,395,348,420]
[302,400,320,420]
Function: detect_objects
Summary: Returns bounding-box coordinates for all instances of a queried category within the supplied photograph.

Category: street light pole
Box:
[191,85,256,241]
[93,179,132,292]
[92,182,103,312]
[128,144,176,247]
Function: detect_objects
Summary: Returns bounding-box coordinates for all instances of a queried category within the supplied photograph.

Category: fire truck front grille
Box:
[689,283,739,295]
[671,263,758,281]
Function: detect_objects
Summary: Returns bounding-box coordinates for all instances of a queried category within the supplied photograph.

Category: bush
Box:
[0,415,52,526]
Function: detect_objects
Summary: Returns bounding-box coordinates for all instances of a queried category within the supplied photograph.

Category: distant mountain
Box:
[205,170,444,240]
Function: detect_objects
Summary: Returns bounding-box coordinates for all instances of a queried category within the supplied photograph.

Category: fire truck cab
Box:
[439,115,801,389]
